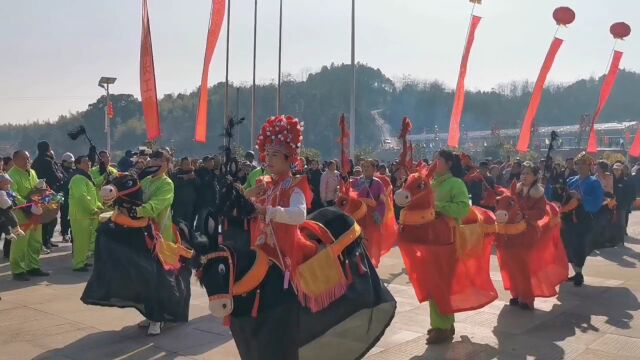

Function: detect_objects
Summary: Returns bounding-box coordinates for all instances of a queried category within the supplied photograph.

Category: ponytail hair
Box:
[437,149,465,179]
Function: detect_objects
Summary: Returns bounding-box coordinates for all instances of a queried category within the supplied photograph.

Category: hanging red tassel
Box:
[251,289,261,318]
[356,253,367,275]
[223,315,231,327]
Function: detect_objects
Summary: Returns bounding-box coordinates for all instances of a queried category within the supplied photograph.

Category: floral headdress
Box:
[256,115,304,164]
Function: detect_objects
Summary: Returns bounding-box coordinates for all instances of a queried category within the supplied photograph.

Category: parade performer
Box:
[494,162,568,310]
[561,152,605,286]
[394,150,497,345]
[350,159,396,267]
[82,153,193,336]
[68,156,103,271]
[7,150,49,281]
[246,115,318,279]
[90,150,118,191]
[129,150,177,244]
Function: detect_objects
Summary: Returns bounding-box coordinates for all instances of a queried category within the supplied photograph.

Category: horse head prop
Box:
[494,180,523,225]
[335,179,366,221]
[394,162,436,211]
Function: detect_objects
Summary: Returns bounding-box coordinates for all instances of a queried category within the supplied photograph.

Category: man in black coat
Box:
[194,156,220,229]
[31,140,65,250]
[171,157,199,227]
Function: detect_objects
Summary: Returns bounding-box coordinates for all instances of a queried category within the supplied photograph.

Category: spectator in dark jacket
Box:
[59,153,76,242]
[307,159,323,212]
[613,163,635,240]
[117,150,135,172]
[171,157,199,227]
[31,140,65,250]
[194,156,220,228]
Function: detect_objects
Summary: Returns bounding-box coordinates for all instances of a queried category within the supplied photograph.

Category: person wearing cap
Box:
[561,152,604,287]
[59,152,75,242]
[7,150,49,281]
[244,150,257,170]
[117,150,135,173]
[89,150,118,192]
[31,140,65,251]
[69,156,103,271]
[195,155,220,223]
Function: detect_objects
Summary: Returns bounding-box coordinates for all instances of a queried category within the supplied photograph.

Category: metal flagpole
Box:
[349,0,356,156]
[224,0,232,146]
[105,86,111,154]
[251,0,257,146]
[277,0,283,115]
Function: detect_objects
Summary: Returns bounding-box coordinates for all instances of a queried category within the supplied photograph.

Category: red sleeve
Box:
[293,176,313,209]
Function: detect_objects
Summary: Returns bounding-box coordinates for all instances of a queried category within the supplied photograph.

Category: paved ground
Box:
[2,213,640,360]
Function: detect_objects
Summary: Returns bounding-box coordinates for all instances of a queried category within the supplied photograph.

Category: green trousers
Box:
[429,301,455,330]
[71,217,98,269]
[10,225,42,274]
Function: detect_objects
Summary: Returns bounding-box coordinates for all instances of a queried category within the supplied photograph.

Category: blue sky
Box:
[0,0,638,124]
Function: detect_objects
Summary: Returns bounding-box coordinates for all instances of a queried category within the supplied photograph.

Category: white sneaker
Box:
[147,322,163,336]
[137,319,150,328]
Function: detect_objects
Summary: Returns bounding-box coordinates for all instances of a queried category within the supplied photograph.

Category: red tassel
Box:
[223,315,231,327]
[218,232,223,245]
[251,289,261,318]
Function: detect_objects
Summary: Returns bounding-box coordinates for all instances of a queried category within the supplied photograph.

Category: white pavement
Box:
[2,213,640,359]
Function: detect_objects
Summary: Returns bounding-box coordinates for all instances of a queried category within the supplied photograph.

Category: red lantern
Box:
[610,22,631,40]
[552,7,575,26]
[107,102,114,119]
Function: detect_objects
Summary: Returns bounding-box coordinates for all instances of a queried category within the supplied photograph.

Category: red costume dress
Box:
[495,183,568,306]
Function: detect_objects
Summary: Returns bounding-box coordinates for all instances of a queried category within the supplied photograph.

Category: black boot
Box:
[572,272,584,287]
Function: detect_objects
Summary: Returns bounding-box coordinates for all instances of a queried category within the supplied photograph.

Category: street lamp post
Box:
[98,77,117,154]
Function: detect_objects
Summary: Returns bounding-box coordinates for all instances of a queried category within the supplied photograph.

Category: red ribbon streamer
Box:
[448,15,482,149]
[140,0,161,141]
[195,0,227,144]
[629,130,640,157]
[516,37,564,153]
[339,114,352,174]
[587,50,624,154]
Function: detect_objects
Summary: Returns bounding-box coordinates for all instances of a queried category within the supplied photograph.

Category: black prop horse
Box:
[81,173,194,323]
[194,177,396,360]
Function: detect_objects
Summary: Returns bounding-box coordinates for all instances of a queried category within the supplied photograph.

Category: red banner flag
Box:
[587,50,623,154]
[339,114,352,174]
[140,0,161,141]
[448,15,482,149]
[195,0,227,143]
[516,37,564,153]
[398,117,413,171]
[629,129,640,157]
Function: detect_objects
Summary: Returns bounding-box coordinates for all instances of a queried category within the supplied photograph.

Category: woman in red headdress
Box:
[244,115,317,282]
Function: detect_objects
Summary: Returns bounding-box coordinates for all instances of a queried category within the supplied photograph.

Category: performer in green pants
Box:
[7,150,49,281]
[69,156,103,271]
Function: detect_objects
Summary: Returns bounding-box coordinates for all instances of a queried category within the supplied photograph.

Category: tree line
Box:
[2,63,639,159]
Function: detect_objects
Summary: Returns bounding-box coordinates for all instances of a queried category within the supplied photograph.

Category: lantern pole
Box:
[251,0,258,147]
[276,0,283,115]
[224,0,232,147]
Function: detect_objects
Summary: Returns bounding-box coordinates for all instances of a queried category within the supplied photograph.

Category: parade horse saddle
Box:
[23,185,62,224]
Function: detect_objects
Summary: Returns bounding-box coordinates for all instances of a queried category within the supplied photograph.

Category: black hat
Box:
[202,155,213,162]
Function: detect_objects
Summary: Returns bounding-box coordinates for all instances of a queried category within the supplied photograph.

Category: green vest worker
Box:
[90,150,118,191]
[131,150,176,244]
[69,156,104,271]
[7,150,49,281]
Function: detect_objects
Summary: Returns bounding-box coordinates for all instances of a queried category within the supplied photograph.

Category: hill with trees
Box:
[1,63,639,159]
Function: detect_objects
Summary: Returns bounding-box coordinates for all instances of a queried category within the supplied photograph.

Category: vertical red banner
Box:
[448,15,482,149]
[516,37,564,153]
[587,50,623,154]
[195,0,227,143]
[140,0,161,141]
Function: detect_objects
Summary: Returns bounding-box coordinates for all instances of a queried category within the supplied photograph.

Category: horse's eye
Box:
[218,264,226,275]
[417,182,425,190]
